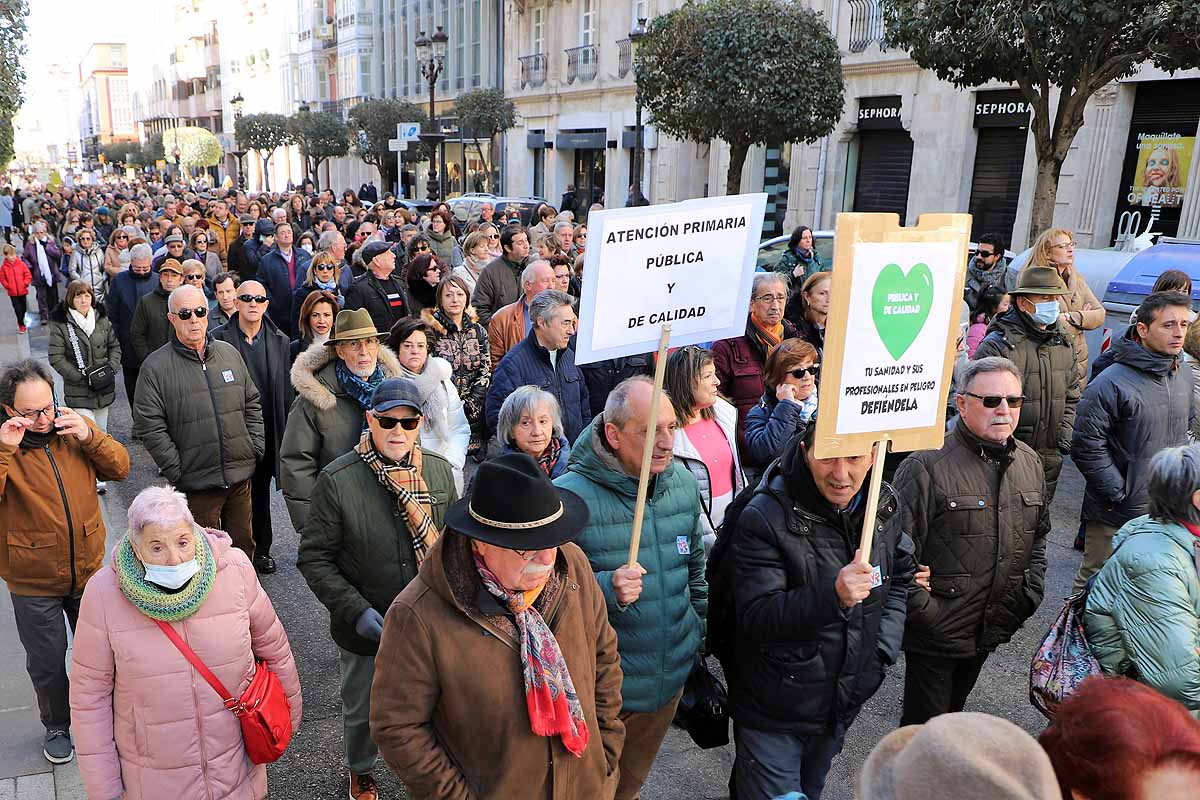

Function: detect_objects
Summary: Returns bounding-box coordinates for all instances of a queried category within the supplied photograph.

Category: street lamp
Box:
[230,92,246,189]
[629,17,649,206]
[416,26,449,201]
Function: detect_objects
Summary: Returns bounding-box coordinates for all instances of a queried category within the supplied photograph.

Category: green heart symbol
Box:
[871,262,934,360]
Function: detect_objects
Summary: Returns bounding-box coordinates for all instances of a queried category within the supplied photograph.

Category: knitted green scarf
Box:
[116,529,217,621]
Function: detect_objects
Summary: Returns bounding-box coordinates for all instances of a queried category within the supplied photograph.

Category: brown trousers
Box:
[614,689,684,800]
[186,479,254,560]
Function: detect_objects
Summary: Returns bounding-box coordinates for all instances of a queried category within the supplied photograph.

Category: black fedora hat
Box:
[445,453,589,549]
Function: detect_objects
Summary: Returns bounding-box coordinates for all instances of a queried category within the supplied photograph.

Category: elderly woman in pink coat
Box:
[69,486,302,800]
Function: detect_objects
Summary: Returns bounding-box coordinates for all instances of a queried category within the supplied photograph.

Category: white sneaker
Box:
[96,481,107,494]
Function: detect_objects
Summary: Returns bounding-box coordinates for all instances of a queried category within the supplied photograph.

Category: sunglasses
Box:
[172,306,208,320]
[239,294,268,304]
[115,234,128,240]
[789,365,820,378]
[964,392,1025,408]
[413,243,430,252]
[373,413,421,430]
[183,274,205,282]
[977,249,995,258]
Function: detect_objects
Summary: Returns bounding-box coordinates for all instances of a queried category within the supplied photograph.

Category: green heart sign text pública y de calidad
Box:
[871,262,933,360]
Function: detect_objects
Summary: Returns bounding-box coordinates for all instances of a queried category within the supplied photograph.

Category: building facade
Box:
[505,0,1200,248]
[79,44,136,171]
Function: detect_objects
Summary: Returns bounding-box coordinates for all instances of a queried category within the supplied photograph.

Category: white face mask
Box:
[143,559,200,590]
[301,243,313,253]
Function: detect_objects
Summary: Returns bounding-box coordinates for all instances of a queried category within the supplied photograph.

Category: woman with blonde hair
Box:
[1028,227,1103,387]
[290,250,343,333]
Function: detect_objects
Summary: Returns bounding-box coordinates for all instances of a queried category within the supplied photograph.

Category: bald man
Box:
[133,285,265,559]
[488,259,556,368]
[211,280,294,574]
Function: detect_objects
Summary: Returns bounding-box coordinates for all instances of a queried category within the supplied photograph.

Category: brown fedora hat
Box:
[1010,265,1069,296]
[324,308,382,345]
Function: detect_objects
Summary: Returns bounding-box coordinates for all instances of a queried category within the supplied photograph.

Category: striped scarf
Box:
[472,550,589,757]
[537,437,562,476]
[115,529,216,621]
[355,432,438,564]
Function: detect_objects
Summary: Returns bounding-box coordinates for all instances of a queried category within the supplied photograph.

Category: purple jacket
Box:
[22,236,62,287]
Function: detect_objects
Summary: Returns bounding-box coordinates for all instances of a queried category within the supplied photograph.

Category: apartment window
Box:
[455,0,466,89]
[471,0,481,86]
[440,0,450,92]
[359,54,372,96]
[317,59,329,101]
[531,7,544,54]
[580,0,596,45]
[631,0,649,24]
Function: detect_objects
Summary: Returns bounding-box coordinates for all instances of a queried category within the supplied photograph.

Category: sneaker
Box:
[43,729,73,764]
[17,324,26,333]
[96,481,107,494]
[254,555,277,575]
[349,771,378,800]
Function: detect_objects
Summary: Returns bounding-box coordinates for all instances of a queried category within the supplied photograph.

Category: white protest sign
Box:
[574,193,767,365]
[814,213,971,460]
[834,241,959,434]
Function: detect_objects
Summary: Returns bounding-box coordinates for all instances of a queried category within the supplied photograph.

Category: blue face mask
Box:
[1031,301,1059,327]
[143,559,200,590]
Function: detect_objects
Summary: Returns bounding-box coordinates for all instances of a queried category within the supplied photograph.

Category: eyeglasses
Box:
[977,249,995,258]
[172,306,208,320]
[14,403,56,422]
[115,234,128,240]
[413,243,430,252]
[238,294,268,304]
[754,294,788,304]
[1051,241,1076,250]
[183,274,205,283]
[314,263,335,271]
[789,365,820,378]
[964,392,1025,408]
[487,233,500,240]
[372,413,421,430]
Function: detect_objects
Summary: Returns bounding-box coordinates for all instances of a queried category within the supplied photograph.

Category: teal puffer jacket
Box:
[554,418,708,713]
[1084,515,1200,709]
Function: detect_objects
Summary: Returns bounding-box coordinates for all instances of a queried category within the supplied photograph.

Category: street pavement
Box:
[0,293,1087,799]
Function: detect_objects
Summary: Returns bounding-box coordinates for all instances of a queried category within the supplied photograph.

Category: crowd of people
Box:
[1,174,1199,800]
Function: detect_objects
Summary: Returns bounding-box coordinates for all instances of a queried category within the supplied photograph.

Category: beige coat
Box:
[1056,265,1104,387]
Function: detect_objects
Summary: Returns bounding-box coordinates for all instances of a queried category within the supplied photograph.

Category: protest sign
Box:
[813,212,971,561]
[574,193,767,366]
[574,193,766,564]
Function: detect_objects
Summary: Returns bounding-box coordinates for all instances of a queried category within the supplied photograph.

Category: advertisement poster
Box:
[833,241,961,436]
[574,193,767,364]
[1127,132,1194,208]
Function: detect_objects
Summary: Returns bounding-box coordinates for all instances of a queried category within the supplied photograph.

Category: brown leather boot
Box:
[349,771,379,800]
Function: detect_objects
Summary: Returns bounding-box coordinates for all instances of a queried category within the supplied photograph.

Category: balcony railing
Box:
[320,99,345,119]
[519,53,547,88]
[565,45,598,84]
[847,0,885,53]
[617,38,632,78]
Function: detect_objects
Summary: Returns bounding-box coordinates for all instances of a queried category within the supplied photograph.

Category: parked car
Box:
[448,194,547,227]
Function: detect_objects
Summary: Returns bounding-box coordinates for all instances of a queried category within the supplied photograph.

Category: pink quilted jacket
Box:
[69,529,303,800]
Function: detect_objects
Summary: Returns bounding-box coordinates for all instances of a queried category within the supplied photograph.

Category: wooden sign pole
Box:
[627,323,672,567]
[856,435,890,564]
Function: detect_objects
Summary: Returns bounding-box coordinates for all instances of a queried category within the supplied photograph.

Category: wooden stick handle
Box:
[627,324,672,567]
[857,436,890,564]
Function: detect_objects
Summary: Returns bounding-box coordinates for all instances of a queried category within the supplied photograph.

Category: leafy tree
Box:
[635,0,844,196]
[162,126,224,173]
[101,140,143,166]
[347,99,431,193]
[453,88,516,189]
[0,116,13,171]
[883,0,1200,239]
[0,0,29,119]
[142,131,164,165]
[235,112,292,191]
[290,111,349,190]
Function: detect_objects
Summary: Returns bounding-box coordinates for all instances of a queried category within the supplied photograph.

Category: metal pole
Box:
[634,93,645,205]
[427,66,439,201]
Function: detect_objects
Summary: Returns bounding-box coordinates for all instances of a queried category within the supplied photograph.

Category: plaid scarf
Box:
[537,437,563,476]
[472,550,589,757]
[355,432,438,564]
[336,360,386,417]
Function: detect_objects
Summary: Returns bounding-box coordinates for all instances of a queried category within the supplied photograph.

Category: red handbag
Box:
[156,620,293,764]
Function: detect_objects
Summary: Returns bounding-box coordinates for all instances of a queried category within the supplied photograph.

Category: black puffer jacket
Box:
[893,421,1048,658]
[730,438,915,737]
[1072,337,1191,527]
[972,307,1079,498]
